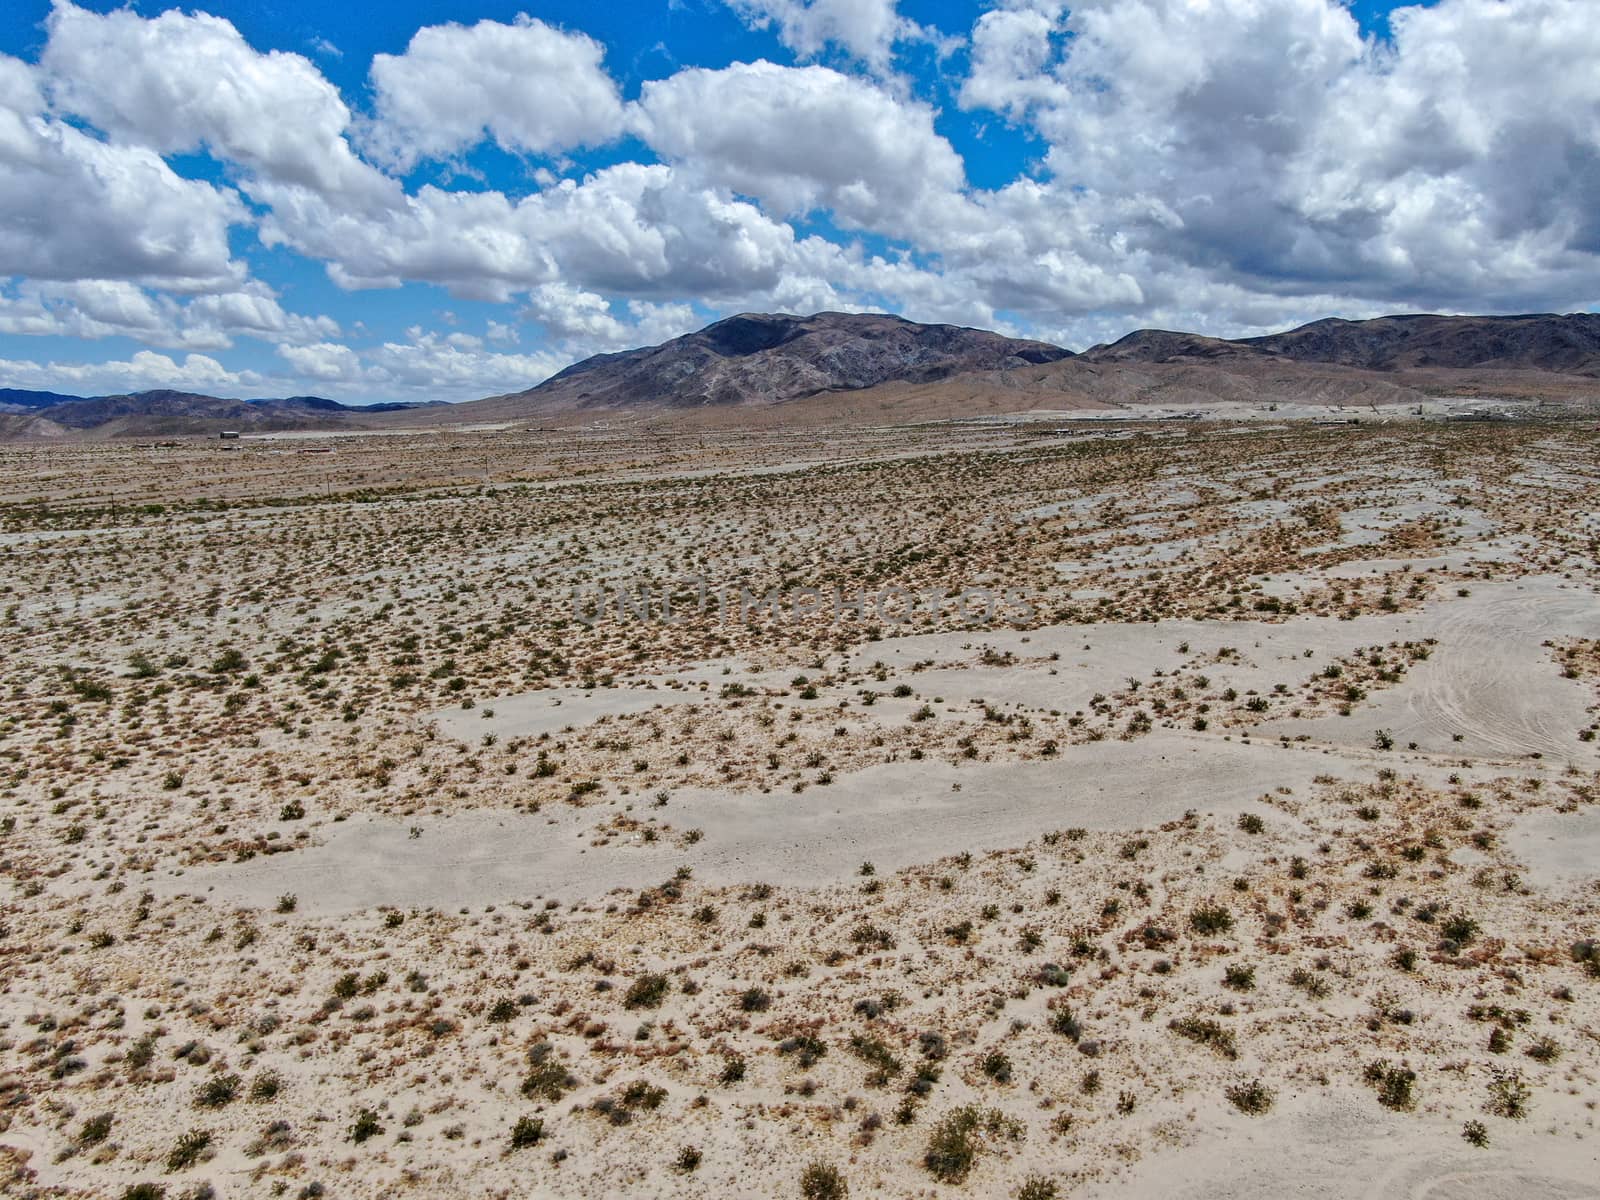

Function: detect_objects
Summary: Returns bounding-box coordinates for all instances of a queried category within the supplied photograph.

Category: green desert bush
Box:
[522,1042,577,1101]
[1189,902,1234,936]
[1572,939,1600,977]
[980,1050,1012,1083]
[507,1116,544,1150]
[1485,1069,1531,1119]
[349,1108,383,1144]
[193,1073,240,1109]
[249,1071,282,1102]
[1170,1017,1238,1059]
[799,1160,847,1200]
[79,1112,114,1145]
[740,987,772,1013]
[1289,966,1331,998]
[1225,1079,1274,1115]
[1048,1005,1082,1041]
[1363,1060,1416,1111]
[923,1105,1020,1183]
[165,1129,211,1172]
[624,973,670,1010]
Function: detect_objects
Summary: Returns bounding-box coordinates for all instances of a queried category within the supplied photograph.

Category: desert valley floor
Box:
[0,416,1597,1199]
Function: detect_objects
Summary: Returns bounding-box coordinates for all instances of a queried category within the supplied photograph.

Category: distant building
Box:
[219,430,240,440]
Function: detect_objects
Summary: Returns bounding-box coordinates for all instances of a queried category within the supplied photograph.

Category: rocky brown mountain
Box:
[1085,313,1600,374]
[6,311,1598,439]
[466,311,1073,417]
[0,389,444,438]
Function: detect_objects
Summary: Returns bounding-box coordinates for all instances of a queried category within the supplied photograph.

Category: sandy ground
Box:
[1097,1089,1600,1200]
[164,733,1337,914]
[185,574,1600,914]
[1268,579,1600,762]
[1506,807,1600,891]
[1,420,1597,1200]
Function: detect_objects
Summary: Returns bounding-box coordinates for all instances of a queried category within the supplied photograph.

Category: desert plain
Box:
[0,414,1597,1199]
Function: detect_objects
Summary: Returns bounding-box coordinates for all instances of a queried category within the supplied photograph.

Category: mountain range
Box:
[0,390,445,439]
[466,311,1070,419]
[1085,312,1600,372]
[5,311,1598,438]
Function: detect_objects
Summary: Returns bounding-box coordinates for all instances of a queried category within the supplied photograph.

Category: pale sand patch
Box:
[1266,578,1600,761]
[1316,544,1528,578]
[438,685,687,741]
[1094,1089,1600,1200]
[448,601,1391,742]
[159,732,1343,915]
[433,578,1600,778]
[1505,806,1600,890]
[429,662,794,741]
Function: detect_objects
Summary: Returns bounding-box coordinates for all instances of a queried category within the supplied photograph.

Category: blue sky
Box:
[1,0,1591,404]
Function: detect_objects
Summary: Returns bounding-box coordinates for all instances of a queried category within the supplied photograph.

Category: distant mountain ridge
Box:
[4,311,1598,438]
[1085,312,1600,374]
[0,387,84,411]
[0,387,446,438]
[0,387,437,418]
[464,311,1073,419]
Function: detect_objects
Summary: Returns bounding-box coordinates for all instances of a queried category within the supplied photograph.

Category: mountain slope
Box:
[1242,313,1600,372]
[466,311,1072,417]
[6,310,1597,440]
[41,390,262,430]
[0,388,450,438]
[0,387,85,412]
[1079,330,1252,364]
[1085,313,1600,374]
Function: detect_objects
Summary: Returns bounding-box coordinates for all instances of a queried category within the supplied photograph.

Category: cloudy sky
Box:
[1,0,1596,403]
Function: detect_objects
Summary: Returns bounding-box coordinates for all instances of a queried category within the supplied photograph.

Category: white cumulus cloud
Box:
[726,0,924,72]
[5,0,1600,397]
[41,0,389,204]
[364,14,626,172]
[254,161,879,308]
[277,340,368,383]
[634,62,970,239]
[959,0,1600,318]
[0,53,246,291]
[0,349,262,395]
